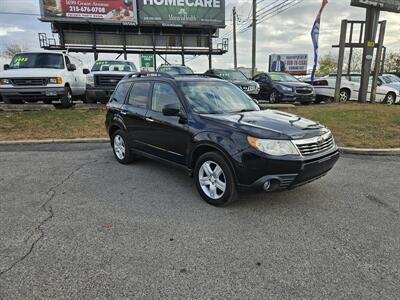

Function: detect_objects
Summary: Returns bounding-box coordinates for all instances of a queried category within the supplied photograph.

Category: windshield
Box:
[382,74,400,83]
[214,70,248,81]
[269,73,299,82]
[178,81,260,114]
[158,66,194,75]
[91,61,137,72]
[9,53,64,69]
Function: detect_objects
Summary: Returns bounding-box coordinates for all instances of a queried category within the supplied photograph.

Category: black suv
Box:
[105,73,339,206]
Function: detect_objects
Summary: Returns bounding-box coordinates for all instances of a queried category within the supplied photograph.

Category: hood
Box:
[0,68,62,78]
[200,109,329,140]
[91,71,132,76]
[230,79,258,87]
[384,82,400,91]
[274,81,312,88]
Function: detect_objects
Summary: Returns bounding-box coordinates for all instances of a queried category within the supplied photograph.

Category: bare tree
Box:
[3,42,26,58]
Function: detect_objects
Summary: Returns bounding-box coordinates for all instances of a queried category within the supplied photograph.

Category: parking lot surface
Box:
[0,143,399,299]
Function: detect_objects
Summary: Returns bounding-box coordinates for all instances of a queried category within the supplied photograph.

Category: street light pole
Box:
[252,0,257,77]
[233,7,237,69]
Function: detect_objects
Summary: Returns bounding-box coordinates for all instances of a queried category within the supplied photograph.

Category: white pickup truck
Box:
[84,60,137,104]
[0,51,86,107]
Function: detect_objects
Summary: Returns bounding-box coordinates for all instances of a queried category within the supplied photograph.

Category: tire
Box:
[111,130,135,164]
[83,92,97,104]
[339,89,350,103]
[384,92,396,105]
[194,151,238,206]
[3,97,23,104]
[269,89,279,103]
[60,86,73,108]
[43,100,52,104]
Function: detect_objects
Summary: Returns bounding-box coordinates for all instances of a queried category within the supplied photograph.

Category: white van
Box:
[0,51,86,107]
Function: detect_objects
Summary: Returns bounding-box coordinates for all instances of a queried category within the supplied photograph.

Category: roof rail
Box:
[123,72,175,80]
[173,73,217,78]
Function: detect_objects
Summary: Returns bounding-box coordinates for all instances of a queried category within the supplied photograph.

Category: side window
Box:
[151,82,181,113]
[128,82,151,108]
[111,82,131,104]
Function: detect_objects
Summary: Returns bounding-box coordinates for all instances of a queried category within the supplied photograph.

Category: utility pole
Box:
[252,0,257,77]
[233,7,237,69]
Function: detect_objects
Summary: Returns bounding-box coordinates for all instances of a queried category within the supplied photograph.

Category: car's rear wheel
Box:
[269,89,279,103]
[384,92,396,105]
[339,89,350,102]
[194,152,238,206]
[84,92,97,104]
[112,130,135,164]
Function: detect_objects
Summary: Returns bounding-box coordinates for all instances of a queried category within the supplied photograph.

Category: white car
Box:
[0,51,86,107]
[306,75,399,105]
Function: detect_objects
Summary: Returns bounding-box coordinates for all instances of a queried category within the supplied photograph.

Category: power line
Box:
[0,11,41,16]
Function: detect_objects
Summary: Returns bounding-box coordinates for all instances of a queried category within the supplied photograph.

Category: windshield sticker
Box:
[13,57,29,63]
[95,61,108,65]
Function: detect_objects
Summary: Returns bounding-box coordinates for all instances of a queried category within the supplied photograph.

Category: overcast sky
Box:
[0,0,399,72]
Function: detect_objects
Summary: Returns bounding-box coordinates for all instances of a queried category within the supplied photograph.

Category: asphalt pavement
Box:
[0,143,399,299]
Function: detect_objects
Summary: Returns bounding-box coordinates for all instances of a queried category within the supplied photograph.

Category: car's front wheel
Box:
[194,152,238,206]
[60,86,73,108]
[269,89,279,103]
[339,89,350,102]
[112,130,135,164]
[384,92,396,105]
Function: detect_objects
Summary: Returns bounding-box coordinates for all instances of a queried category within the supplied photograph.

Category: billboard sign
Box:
[138,0,225,27]
[269,54,308,75]
[140,54,155,71]
[40,0,138,24]
[350,0,400,13]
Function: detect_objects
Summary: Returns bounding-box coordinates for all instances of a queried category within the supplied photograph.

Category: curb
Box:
[0,138,399,156]
[0,138,109,145]
[339,147,400,156]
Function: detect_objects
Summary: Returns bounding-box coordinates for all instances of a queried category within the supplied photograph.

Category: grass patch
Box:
[0,110,107,140]
[0,104,399,148]
[279,104,400,148]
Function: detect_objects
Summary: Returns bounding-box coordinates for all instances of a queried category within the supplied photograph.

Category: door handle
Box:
[145,117,154,122]
[121,110,128,115]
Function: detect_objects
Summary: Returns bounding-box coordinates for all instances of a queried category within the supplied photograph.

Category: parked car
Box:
[204,69,260,97]
[0,51,85,107]
[105,73,339,206]
[253,72,315,104]
[157,65,194,75]
[84,60,137,104]
[307,75,399,104]
[378,74,400,93]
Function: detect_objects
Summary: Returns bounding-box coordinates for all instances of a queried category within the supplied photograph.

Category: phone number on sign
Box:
[68,6,106,13]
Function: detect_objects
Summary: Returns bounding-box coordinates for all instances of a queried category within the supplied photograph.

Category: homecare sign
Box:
[138,0,225,27]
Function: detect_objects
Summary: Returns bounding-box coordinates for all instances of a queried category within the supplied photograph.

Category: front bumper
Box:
[280,93,316,103]
[0,87,64,101]
[235,148,340,191]
[86,86,114,103]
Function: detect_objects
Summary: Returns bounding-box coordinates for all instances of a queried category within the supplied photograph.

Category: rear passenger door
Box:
[141,82,191,165]
[121,81,152,150]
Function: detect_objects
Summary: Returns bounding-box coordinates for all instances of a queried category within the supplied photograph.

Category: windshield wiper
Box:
[232,109,255,113]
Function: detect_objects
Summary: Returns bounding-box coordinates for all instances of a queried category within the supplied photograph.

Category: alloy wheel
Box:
[113,135,126,160]
[198,160,226,200]
[339,90,349,102]
[386,93,395,105]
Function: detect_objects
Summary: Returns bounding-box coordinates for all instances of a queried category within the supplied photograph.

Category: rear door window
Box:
[111,82,131,104]
[128,82,152,109]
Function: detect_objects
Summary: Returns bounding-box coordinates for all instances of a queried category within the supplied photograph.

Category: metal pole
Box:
[371,20,386,103]
[334,20,348,102]
[358,7,380,103]
[251,0,257,77]
[381,46,386,74]
[347,22,354,75]
[208,31,212,69]
[233,7,237,69]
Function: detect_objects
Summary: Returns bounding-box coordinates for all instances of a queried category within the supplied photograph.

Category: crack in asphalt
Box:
[0,159,97,278]
[364,194,399,215]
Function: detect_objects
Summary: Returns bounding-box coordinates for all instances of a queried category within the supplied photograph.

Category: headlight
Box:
[256,82,260,89]
[247,136,300,156]
[86,75,94,86]
[280,85,293,92]
[48,77,62,84]
[0,79,11,85]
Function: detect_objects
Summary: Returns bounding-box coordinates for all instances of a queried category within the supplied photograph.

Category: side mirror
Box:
[83,68,90,74]
[67,64,76,71]
[162,103,181,116]
[377,80,382,86]
[252,98,259,105]
[3,64,9,70]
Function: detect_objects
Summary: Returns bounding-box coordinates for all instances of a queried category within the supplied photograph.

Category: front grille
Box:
[296,87,313,95]
[294,133,334,156]
[95,75,124,88]
[12,78,47,86]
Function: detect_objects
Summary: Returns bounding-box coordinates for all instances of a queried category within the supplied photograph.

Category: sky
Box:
[0,0,399,72]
